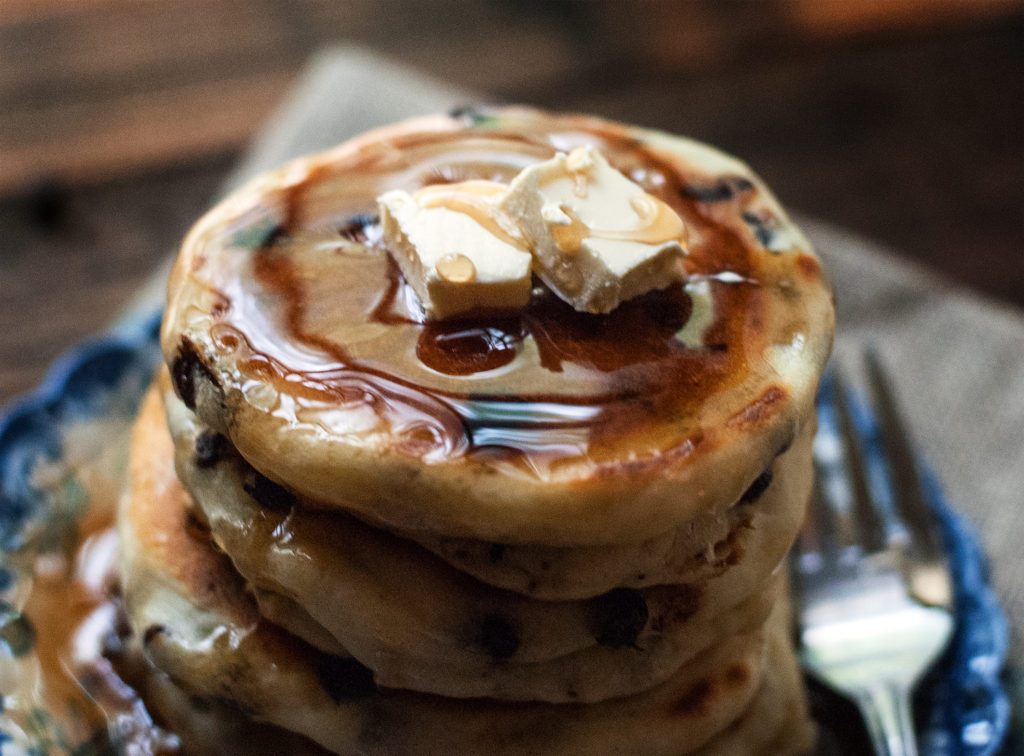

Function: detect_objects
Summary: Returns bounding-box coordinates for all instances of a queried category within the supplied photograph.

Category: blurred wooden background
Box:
[1,0,1022,405]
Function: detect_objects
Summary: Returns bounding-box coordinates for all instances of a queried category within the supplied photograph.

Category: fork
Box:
[792,350,955,756]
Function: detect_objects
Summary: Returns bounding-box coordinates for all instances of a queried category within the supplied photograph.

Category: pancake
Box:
[166,368,814,605]
[408,489,773,600]
[405,422,813,600]
[119,384,796,754]
[160,107,834,547]
[157,381,800,701]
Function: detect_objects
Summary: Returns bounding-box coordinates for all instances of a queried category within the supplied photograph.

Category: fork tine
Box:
[832,368,889,555]
[813,368,888,566]
[863,348,945,567]
[822,378,863,567]
[809,373,861,568]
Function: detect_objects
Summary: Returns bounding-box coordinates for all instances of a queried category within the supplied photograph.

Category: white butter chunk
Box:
[500,146,687,314]
[378,181,533,320]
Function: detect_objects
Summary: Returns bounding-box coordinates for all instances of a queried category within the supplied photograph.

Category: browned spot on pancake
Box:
[670,677,716,718]
[796,253,820,280]
[723,662,750,688]
[727,385,787,429]
[595,430,709,480]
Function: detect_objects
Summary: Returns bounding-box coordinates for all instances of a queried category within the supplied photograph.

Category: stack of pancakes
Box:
[118,109,834,754]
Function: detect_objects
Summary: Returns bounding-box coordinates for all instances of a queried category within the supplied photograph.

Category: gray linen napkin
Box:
[224,46,1024,663]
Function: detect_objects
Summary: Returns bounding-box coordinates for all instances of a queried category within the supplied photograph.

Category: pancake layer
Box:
[160,107,833,546]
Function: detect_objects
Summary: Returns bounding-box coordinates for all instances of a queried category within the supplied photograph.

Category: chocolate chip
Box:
[315,655,376,702]
[742,211,775,248]
[681,176,754,203]
[590,588,648,648]
[739,467,773,504]
[194,430,227,468]
[242,470,297,513]
[488,543,506,563]
[478,613,519,659]
[171,338,217,411]
[28,176,70,230]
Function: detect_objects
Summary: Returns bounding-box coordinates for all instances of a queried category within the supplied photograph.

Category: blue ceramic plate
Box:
[0,312,1009,755]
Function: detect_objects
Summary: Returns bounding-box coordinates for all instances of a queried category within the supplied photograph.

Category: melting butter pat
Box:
[500,146,687,314]
[378,181,533,320]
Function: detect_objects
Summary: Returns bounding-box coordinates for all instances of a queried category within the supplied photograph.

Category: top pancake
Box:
[161,107,833,545]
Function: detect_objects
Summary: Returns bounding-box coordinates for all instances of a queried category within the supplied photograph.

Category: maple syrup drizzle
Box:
[191,119,767,472]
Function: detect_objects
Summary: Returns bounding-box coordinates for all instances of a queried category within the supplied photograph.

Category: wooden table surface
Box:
[1,0,1022,407]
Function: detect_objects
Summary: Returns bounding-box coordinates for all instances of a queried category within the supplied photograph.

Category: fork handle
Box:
[855,682,918,756]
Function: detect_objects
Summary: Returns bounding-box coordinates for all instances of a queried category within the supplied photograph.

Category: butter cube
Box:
[500,147,687,314]
[378,182,533,320]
